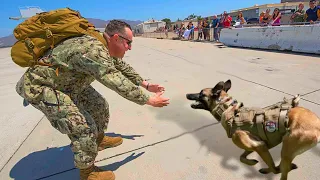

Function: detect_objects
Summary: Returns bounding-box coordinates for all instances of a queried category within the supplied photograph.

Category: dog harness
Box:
[211,96,293,148]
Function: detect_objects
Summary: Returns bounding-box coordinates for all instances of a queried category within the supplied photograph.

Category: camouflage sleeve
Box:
[113,57,144,86]
[69,38,149,105]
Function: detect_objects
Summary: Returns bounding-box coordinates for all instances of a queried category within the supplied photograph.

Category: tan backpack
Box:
[10,7,107,67]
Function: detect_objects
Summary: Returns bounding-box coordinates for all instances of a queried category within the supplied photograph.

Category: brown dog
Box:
[186,79,320,180]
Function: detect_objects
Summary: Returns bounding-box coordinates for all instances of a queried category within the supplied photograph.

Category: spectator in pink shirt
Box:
[271,8,282,26]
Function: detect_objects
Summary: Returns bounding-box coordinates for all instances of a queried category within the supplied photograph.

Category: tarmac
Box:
[0,37,320,180]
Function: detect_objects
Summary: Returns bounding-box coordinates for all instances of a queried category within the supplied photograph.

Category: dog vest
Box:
[212,97,292,148]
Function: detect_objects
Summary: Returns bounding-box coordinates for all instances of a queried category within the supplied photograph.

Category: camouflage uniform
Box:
[16,35,150,169]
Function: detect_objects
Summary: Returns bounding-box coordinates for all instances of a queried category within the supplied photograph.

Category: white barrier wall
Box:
[220,24,320,54]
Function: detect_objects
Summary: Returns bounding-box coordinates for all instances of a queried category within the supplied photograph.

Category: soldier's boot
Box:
[80,165,115,180]
[96,133,123,151]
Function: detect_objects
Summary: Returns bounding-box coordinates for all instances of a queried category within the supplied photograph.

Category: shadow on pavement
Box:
[10,145,75,180]
[101,152,145,172]
[149,95,282,180]
[9,133,145,180]
[104,132,144,140]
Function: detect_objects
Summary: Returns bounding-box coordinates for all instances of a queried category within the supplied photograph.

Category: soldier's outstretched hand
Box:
[146,91,170,107]
[147,83,165,93]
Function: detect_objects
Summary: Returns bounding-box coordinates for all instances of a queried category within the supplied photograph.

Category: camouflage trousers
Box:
[30,85,109,169]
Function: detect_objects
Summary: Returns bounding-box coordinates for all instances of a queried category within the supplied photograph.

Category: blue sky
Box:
[0,0,278,37]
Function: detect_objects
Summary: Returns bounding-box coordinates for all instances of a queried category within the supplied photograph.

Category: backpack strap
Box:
[24,38,41,62]
[24,34,55,67]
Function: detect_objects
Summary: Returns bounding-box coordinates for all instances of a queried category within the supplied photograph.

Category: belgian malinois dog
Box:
[186,79,320,180]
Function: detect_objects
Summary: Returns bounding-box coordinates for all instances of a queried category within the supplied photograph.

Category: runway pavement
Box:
[0,37,320,180]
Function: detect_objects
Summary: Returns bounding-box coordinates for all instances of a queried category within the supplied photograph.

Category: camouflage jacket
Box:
[16,35,149,105]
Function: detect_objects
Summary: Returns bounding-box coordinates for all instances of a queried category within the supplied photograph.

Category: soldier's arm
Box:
[113,57,145,86]
[70,41,149,105]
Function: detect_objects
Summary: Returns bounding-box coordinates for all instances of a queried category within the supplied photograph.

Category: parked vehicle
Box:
[246,18,260,24]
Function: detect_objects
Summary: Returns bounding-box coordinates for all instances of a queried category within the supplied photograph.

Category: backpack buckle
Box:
[25,38,35,50]
[46,29,53,38]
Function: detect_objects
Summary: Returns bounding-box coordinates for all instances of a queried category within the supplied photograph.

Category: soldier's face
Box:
[114,27,133,58]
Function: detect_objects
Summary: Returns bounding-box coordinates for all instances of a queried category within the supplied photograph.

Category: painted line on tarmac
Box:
[0,116,45,173]
[217,71,320,106]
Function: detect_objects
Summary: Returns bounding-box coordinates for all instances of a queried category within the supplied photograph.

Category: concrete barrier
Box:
[219,24,320,54]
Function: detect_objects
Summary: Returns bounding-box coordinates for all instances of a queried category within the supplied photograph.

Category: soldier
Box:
[15,20,170,180]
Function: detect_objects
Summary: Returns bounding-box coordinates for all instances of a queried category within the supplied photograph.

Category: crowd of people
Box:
[172,0,320,42]
[290,1,320,23]
[260,1,320,25]
[173,11,232,43]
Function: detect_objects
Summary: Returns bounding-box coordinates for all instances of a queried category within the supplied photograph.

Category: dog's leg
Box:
[278,133,318,180]
[232,130,278,174]
[240,150,258,166]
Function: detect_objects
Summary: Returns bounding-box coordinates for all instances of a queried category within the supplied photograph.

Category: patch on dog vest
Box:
[265,121,277,132]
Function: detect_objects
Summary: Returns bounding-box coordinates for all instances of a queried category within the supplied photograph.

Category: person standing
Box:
[305,0,320,23]
[291,3,306,23]
[211,15,220,41]
[271,8,282,26]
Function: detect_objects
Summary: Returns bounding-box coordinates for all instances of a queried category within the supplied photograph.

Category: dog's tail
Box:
[291,94,301,107]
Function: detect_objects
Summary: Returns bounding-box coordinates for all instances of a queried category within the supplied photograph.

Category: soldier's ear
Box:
[113,34,120,41]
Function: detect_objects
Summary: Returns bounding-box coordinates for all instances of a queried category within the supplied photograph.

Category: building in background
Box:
[280,0,309,2]
[133,19,166,34]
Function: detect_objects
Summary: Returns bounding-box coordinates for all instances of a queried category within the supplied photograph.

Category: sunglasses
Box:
[119,35,132,46]
[110,34,132,46]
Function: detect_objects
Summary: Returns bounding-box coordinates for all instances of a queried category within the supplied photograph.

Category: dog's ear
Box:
[224,79,231,92]
[212,81,225,96]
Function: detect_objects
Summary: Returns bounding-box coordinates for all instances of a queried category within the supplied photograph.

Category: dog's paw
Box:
[259,168,270,174]
[247,159,259,166]
[240,157,258,166]
[259,167,281,174]
[291,163,298,170]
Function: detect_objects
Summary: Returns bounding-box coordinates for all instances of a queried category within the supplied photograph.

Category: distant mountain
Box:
[119,19,144,27]
[87,18,143,28]
[0,34,16,48]
[87,18,110,28]
[0,18,143,48]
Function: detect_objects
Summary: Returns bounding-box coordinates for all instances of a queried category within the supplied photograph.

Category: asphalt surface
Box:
[0,37,320,180]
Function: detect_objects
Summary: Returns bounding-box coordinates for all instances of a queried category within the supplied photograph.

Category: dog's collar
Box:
[211,104,225,121]
[211,96,239,120]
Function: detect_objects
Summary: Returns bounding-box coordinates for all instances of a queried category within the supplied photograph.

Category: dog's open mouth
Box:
[186,93,205,109]
[191,101,205,109]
